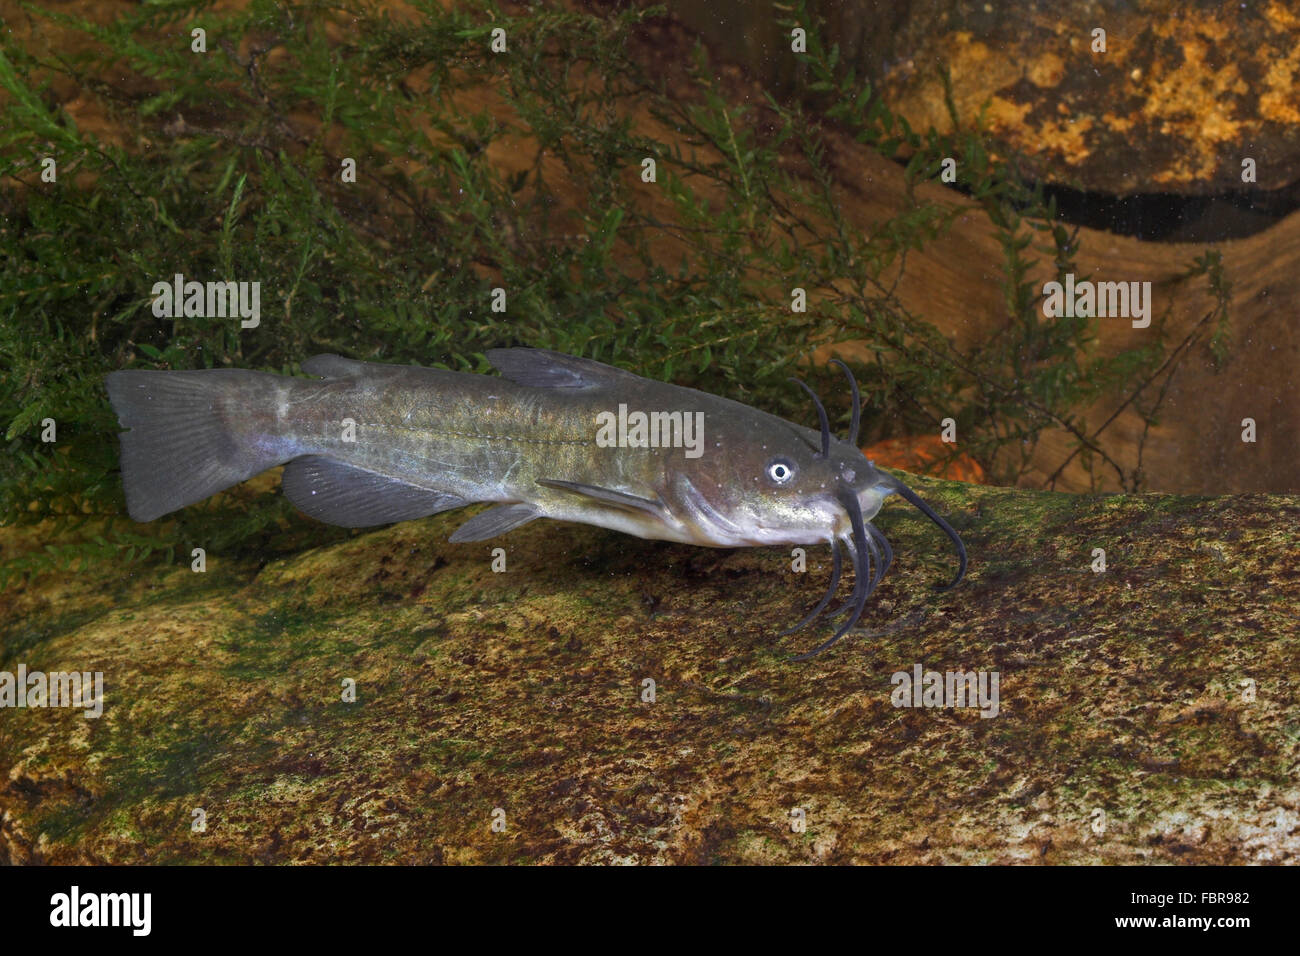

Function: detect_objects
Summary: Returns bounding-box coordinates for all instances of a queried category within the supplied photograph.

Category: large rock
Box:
[664,0,1300,196]
[3,477,1298,863]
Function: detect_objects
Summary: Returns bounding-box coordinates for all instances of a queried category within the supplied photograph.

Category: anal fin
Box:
[449,503,540,543]
[281,456,466,527]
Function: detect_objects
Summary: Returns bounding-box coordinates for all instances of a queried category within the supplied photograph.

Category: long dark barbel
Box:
[780,539,843,637]
[823,519,885,623]
[785,357,967,660]
[869,523,893,586]
[881,477,968,590]
[790,377,831,457]
[829,358,861,446]
[789,488,875,661]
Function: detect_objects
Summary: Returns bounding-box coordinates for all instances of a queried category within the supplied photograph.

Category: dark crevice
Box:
[935,165,1300,242]
[1033,181,1300,243]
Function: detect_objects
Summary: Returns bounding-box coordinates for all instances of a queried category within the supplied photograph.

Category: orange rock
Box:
[862,435,988,484]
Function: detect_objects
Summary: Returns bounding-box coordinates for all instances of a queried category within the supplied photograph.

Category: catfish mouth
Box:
[675,474,842,547]
[782,360,969,660]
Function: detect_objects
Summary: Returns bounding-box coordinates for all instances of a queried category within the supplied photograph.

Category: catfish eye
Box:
[766,458,797,485]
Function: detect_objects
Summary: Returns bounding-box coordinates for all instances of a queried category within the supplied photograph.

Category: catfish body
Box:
[106,348,966,657]
[106,350,876,544]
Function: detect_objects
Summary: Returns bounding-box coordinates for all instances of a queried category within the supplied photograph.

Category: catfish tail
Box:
[105,368,290,522]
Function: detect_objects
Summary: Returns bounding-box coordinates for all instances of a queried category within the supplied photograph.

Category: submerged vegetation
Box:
[0,0,1229,585]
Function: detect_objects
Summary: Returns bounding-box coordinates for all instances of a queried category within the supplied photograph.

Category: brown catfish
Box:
[105,349,965,658]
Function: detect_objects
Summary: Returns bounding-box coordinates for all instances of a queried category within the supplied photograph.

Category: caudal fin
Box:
[105,368,286,522]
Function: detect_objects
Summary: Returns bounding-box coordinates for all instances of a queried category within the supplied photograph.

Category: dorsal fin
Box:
[301,354,372,379]
[485,348,639,389]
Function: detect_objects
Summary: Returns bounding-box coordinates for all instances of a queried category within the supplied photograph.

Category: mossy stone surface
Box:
[2,476,1298,863]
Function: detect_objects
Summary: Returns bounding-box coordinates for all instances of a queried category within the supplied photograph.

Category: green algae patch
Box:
[2,477,1299,864]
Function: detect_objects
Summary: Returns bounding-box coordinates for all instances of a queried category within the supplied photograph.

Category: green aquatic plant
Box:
[0,0,1228,586]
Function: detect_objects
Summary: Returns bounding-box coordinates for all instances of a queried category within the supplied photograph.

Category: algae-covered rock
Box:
[2,477,1298,863]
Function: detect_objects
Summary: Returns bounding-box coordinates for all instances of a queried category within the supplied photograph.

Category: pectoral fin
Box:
[536,478,667,519]
[449,503,540,543]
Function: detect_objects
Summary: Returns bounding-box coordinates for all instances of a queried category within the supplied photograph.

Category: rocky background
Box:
[657,0,1300,495]
[4,476,1298,863]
